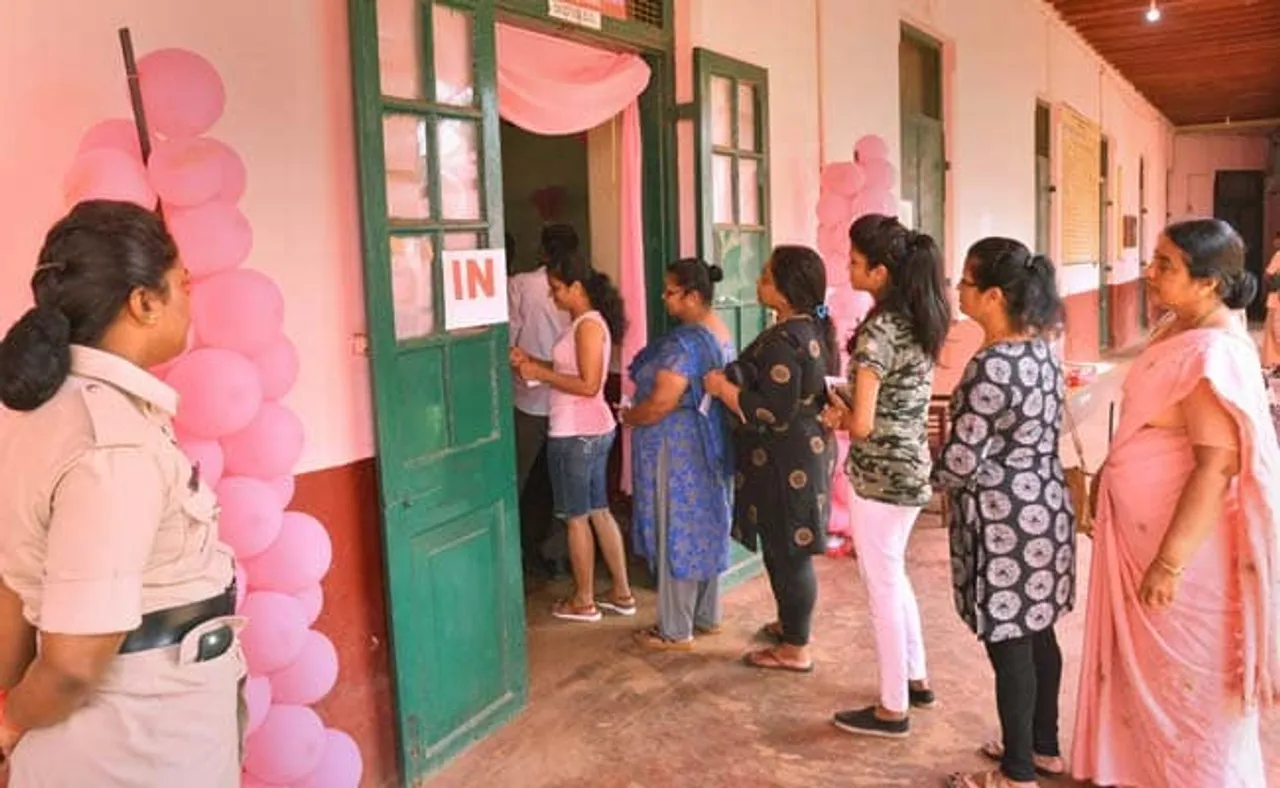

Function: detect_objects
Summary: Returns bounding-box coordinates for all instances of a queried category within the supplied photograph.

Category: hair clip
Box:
[813,304,830,319]
[34,260,66,273]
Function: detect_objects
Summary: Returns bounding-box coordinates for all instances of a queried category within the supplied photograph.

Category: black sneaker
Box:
[832,706,910,739]
[909,685,937,709]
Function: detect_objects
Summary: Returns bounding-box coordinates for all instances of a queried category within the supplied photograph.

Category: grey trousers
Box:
[655,443,722,641]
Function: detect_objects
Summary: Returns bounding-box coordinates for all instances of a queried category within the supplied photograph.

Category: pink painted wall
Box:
[1170,131,1280,247]
[0,0,374,474]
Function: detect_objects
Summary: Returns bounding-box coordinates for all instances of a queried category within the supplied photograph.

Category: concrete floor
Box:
[428,360,1280,787]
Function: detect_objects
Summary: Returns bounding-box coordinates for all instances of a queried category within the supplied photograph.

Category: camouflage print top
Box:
[844,309,935,507]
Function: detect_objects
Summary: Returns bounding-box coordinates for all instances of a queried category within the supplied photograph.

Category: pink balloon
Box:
[221,402,305,479]
[137,48,226,139]
[244,512,332,594]
[150,138,225,208]
[243,675,273,736]
[269,629,338,706]
[241,778,276,788]
[294,584,323,626]
[876,191,901,217]
[268,475,296,508]
[243,704,325,785]
[819,162,866,198]
[294,730,364,788]
[240,591,308,674]
[166,348,264,439]
[817,223,851,260]
[815,194,853,226]
[167,201,254,280]
[177,437,224,489]
[216,476,286,559]
[234,563,248,610]
[63,148,157,210]
[854,134,890,164]
[77,118,145,161]
[252,336,300,401]
[861,158,897,193]
[851,192,887,220]
[208,139,248,203]
[192,269,282,355]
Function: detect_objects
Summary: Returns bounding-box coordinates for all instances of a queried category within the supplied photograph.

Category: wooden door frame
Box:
[1098,135,1112,352]
[347,0,678,779]
[899,23,948,266]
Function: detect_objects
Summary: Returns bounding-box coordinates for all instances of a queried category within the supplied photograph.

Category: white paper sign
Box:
[441,248,509,331]
[547,0,602,29]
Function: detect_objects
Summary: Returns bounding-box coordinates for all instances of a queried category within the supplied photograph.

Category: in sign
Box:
[441,248,509,331]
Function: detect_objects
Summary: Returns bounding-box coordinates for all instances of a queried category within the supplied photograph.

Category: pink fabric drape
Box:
[1072,326,1280,787]
[496,24,650,492]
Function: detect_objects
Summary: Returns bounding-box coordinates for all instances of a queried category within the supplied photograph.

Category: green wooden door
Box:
[348,0,526,780]
[902,114,945,249]
[694,49,771,351]
[693,48,771,584]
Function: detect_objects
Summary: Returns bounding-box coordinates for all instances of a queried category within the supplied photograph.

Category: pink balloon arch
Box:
[62,48,360,786]
[815,135,899,552]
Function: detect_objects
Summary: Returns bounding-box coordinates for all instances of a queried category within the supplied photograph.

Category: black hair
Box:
[769,244,839,375]
[545,253,627,342]
[539,223,579,262]
[665,257,724,304]
[847,214,951,361]
[965,237,1064,335]
[0,201,178,412]
[1164,219,1257,310]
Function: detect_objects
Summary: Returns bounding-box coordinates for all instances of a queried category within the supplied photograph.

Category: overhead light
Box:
[1145,1,1162,22]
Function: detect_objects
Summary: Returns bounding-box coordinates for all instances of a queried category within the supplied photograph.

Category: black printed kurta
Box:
[730,317,837,556]
[932,338,1077,643]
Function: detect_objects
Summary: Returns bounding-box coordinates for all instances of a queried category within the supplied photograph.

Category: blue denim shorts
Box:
[547,430,615,519]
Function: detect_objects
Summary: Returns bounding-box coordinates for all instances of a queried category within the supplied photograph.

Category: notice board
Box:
[1058,104,1101,265]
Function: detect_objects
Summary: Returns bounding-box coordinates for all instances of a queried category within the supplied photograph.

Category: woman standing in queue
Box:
[0,200,243,786]
[511,252,634,622]
[704,245,838,673]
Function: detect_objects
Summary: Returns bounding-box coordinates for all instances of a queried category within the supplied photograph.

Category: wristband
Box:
[1154,555,1184,576]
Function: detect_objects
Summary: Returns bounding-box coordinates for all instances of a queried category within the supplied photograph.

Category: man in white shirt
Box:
[509,225,575,569]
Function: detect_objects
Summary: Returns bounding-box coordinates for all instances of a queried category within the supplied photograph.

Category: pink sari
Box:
[1072,326,1280,787]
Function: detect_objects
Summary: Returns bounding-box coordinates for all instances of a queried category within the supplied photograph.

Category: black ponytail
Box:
[847,214,952,361]
[965,237,1065,335]
[769,244,839,375]
[546,252,628,342]
[0,200,178,411]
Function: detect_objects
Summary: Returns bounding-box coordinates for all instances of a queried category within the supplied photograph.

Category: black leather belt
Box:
[118,581,236,657]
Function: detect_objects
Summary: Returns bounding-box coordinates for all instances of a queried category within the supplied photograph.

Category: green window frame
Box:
[693,48,771,349]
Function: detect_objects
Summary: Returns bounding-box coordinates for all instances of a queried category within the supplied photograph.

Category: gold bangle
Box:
[1154,555,1184,576]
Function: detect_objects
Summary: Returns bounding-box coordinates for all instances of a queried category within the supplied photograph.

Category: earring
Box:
[145,314,159,325]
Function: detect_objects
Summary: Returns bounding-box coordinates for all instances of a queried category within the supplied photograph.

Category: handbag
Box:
[1062,398,1099,537]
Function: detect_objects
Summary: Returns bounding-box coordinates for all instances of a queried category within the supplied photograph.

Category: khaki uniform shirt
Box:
[0,345,243,787]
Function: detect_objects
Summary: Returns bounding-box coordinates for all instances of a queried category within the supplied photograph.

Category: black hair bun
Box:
[0,305,72,411]
[1221,270,1258,311]
[707,263,724,284]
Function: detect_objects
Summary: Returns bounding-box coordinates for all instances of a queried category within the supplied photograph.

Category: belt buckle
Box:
[194,625,234,663]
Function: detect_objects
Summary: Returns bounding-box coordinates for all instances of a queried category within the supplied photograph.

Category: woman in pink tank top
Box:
[511,253,634,623]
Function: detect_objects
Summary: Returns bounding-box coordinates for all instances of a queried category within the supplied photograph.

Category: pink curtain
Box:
[497,24,651,492]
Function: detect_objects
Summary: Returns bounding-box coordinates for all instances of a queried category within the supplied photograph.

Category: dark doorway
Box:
[900,26,946,258]
[1034,102,1051,257]
[1213,170,1267,321]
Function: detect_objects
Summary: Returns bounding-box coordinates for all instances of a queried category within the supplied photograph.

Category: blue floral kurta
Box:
[629,325,735,581]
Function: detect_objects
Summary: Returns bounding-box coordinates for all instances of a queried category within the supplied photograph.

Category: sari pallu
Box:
[1072,326,1280,787]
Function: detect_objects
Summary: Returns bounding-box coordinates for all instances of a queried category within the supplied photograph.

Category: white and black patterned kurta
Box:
[931,338,1077,643]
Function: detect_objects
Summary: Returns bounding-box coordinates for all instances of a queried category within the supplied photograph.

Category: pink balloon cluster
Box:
[815,134,900,539]
[65,48,360,788]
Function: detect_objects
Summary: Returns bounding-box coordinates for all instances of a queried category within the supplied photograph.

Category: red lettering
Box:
[465,258,495,300]
[451,258,465,301]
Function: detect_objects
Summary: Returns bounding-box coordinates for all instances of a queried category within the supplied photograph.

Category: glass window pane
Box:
[383,115,430,219]
[390,235,435,340]
[433,5,475,106]
[738,158,760,226]
[710,76,733,147]
[736,231,765,302]
[377,0,423,100]
[738,83,757,151]
[712,154,733,224]
[438,119,482,221]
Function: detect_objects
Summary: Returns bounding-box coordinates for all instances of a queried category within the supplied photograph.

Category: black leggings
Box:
[762,541,816,647]
[984,627,1063,782]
